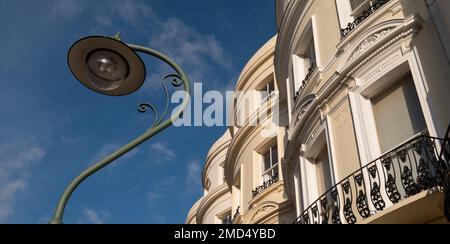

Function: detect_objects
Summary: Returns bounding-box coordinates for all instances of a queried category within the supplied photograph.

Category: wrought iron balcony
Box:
[294,135,450,224]
[294,64,317,101]
[341,0,391,38]
[252,175,279,198]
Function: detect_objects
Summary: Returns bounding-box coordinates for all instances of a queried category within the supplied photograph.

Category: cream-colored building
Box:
[276,0,450,224]
[225,36,294,224]
[187,0,450,224]
[187,37,296,224]
[186,131,233,224]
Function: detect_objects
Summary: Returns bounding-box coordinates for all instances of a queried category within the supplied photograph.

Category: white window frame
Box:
[349,48,436,165]
[335,0,383,29]
[259,80,276,104]
[299,126,336,207]
[350,0,371,17]
[292,20,318,92]
[262,145,279,183]
[219,164,226,184]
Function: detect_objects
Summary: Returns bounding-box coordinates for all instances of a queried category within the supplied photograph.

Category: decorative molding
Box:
[350,28,394,61]
[196,183,231,224]
[349,28,416,77]
[205,179,211,191]
[345,14,424,77]
[297,99,314,123]
[362,52,402,81]
[251,205,277,222]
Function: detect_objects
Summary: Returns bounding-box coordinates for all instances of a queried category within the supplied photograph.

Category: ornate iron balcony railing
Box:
[252,175,279,198]
[441,124,450,221]
[341,0,391,38]
[294,64,317,101]
[294,135,450,224]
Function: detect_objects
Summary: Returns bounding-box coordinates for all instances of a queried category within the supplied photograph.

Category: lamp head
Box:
[68,36,146,96]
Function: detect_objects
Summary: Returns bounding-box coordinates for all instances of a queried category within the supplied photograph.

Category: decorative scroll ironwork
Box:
[342,180,356,224]
[441,124,450,221]
[331,188,341,224]
[252,174,279,198]
[341,0,391,38]
[294,135,450,224]
[138,74,183,129]
[320,197,329,224]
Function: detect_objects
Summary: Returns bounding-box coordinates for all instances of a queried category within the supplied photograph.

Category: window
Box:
[219,212,232,225]
[259,80,275,103]
[350,0,386,17]
[304,38,317,72]
[262,146,279,182]
[315,146,333,194]
[292,22,317,94]
[350,0,366,10]
[219,165,225,184]
[372,73,427,152]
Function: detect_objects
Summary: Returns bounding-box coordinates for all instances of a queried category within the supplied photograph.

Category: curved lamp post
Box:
[49,34,191,224]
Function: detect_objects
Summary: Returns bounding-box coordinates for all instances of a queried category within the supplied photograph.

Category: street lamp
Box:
[49,34,191,224]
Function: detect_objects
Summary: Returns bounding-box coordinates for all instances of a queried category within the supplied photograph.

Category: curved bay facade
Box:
[187,0,450,224]
[276,0,450,224]
[187,37,296,224]
[225,36,294,224]
[187,131,233,224]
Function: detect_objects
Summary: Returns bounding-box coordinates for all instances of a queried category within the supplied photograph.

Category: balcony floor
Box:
[362,190,447,224]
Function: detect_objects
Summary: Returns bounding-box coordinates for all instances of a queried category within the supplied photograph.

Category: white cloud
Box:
[0,138,46,223]
[81,208,110,224]
[149,142,175,164]
[0,180,27,222]
[113,0,155,26]
[51,0,83,19]
[90,0,234,91]
[148,18,233,87]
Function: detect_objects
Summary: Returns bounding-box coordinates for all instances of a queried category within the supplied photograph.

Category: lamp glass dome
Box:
[86,49,129,91]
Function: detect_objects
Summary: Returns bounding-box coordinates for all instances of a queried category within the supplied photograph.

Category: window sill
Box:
[249,180,283,206]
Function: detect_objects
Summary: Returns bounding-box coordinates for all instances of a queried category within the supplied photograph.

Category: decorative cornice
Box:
[196,183,231,224]
[225,95,289,188]
[349,28,394,61]
[274,0,313,100]
[225,108,286,189]
[336,0,401,50]
[235,36,277,92]
[201,134,231,189]
[250,205,277,223]
[339,14,424,77]
[186,198,202,224]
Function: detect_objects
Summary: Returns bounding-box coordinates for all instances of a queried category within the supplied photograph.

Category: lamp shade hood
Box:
[68,36,146,96]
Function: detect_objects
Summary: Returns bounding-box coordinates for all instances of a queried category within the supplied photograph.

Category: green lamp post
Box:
[49,34,191,224]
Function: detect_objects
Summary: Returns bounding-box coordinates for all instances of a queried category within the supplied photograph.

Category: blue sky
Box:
[0,0,275,223]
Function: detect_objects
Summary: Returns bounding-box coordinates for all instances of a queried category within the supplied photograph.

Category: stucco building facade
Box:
[187,0,449,224]
[276,0,450,224]
[187,37,296,224]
